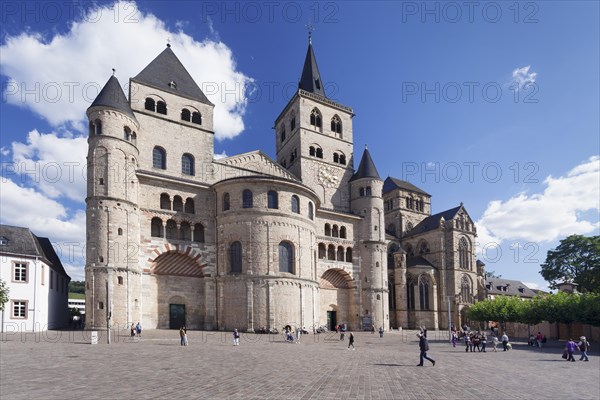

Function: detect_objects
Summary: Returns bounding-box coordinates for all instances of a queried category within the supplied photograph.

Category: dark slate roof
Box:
[486,278,537,298]
[299,42,327,98]
[406,256,435,268]
[88,75,136,120]
[383,177,430,196]
[404,205,462,237]
[350,148,380,181]
[133,46,213,105]
[0,224,70,278]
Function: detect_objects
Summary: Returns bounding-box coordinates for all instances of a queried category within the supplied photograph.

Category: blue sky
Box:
[1,1,598,288]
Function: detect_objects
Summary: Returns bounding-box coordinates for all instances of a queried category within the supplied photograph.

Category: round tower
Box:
[349,147,389,331]
[85,74,141,330]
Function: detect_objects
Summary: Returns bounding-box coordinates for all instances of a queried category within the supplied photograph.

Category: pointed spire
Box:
[298,38,327,98]
[351,147,381,181]
[88,75,136,120]
[133,46,213,105]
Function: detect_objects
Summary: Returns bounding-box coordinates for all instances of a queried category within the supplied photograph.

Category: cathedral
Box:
[84,38,485,332]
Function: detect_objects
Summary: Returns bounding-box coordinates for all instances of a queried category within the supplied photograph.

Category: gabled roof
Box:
[406,256,435,268]
[486,278,537,298]
[88,75,136,120]
[350,148,380,181]
[299,42,327,98]
[404,205,462,237]
[214,150,300,182]
[132,46,213,105]
[0,224,70,278]
[383,177,430,196]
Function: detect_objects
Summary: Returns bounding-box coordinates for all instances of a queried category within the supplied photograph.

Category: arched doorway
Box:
[319,269,353,330]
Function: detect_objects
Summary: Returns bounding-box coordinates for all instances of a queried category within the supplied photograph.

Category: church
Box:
[84,38,485,332]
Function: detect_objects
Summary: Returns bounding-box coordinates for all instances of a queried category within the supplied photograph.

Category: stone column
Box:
[246,280,254,332]
[204,279,216,330]
[267,281,274,329]
[217,280,224,330]
[432,279,439,329]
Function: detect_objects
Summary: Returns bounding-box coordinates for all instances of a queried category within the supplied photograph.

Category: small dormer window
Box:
[518,287,524,293]
[0,236,8,245]
[169,80,177,89]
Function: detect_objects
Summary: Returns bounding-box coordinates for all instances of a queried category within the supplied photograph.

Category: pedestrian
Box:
[296,327,302,343]
[136,322,142,338]
[416,333,435,367]
[464,332,471,352]
[130,323,136,337]
[233,329,240,346]
[371,324,375,334]
[451,331,457,348]
[501,332,509,351]
[565,338,579,362]
[379,327,384,338]
[340,326,345,341]
[480,332,487,352]
[180,326,188,346]
[348,332,355,350]
[578,336,590,361]
[492,334,499,352]
[472,333,480,352]
[536,331,543,348]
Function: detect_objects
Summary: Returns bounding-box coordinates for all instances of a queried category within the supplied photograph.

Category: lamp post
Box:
[446,295,454,342]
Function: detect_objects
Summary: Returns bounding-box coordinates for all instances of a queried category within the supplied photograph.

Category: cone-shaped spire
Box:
[351,147,381,181]
[133,46,213,105]
[299,41,327,98]
[89,75,135,120]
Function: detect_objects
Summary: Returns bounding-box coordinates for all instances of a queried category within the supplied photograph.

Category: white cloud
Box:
[10,130,87,202]
[476,156,600,245]
[511,65,537,90]
[0,1,252,140]
[214,150,228,160]
[522,281,542,290]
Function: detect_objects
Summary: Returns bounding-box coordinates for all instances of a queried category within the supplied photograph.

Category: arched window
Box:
[331,115,342,134]
[318,243,326,259]
[193,223,204,243]
[327,244,335,260]
[180,222,191,241]
[324,223,331,236]
[461,275,472,303]
[124,126,131,141]
[222,193,230,211]
[267,191,278,209]
[184,198,195,214]
[359,188,365,197]
[332,225,339,237]
[230,241,242,273]
[419,240,429,255]
[315,148,323,159]
[291,195,300,214]
[419,275,430,310]
[173,196,183,212]
[280,129,286,142]
[279,242,294,273]
[165,220,177,240]
[309,146,316,156]
[130,132,137,145]
[407,275,415,310]
[333,153,339,163]
[156,100,167,115]
[310,108,322,128]
[181,108,191,121]
[144,97,155,111]
[151,218,163,237]
[93,119,102,135]
[405,222,414,233]
[153,147,166,169]
[419,198,424,212]
[405,243,414,257]
[118,228,123,236]
[346,247,353,262]
[366,187,372,196]
[340,226,347,239]
[339,154,346,165]
[459,238,470,270]
[191,111,202,125]
[182,153,194,175]
[337,246,344,261]
[308,202,314,220]
[290,113,296,131]
[242,190,253,208]
[160,193,171,210]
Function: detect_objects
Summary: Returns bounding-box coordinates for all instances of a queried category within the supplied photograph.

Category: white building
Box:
[0,225,71,332]
[68,298,86,314]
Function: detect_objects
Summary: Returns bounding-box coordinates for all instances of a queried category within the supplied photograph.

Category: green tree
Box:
[540,235,600,293]
[485,270,502,279]
[68,281,85,295]
[0,279,9,311]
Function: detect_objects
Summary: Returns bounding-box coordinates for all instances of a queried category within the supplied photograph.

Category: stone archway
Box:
[319,269,354,330]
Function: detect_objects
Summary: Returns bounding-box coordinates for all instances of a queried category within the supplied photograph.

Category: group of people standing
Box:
[130,322,142,338]
[564,336,591,362]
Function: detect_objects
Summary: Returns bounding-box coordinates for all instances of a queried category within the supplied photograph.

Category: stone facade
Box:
[85,42,484,333]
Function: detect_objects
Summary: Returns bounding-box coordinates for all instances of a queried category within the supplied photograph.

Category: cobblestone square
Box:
[1,329,598,400]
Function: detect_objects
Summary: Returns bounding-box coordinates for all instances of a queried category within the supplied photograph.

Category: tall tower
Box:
[274,38,355,211]
[85,73,142,329]
[350,148,389,330]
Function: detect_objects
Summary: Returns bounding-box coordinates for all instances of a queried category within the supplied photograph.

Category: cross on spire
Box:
[112,68,116,76]
[166,37,171,48]
[305,22,314,44]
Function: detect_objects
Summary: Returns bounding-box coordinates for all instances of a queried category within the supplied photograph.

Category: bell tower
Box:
[274,36,355,211]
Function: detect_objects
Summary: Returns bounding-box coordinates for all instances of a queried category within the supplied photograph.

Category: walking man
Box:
[233,329,240,346]
[501,332,509,351]
[417,333,435,367]
[578,336,590,361]
[565,338,579,362]
[348,332,355,350]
